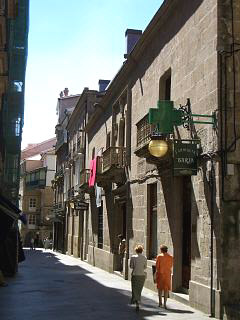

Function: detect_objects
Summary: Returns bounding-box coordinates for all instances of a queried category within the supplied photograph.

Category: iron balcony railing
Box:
[77,142,84,155]
[25,167,47,189]
[136,114,157,148]
[68,187,74,199]
[100,146,126,173]
[79,169,90,187]
[55,168,63,178]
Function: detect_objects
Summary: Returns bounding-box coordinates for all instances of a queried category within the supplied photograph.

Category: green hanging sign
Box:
[173,140,199,176]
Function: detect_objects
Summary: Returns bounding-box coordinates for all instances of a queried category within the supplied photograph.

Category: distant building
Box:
[52,89,81,253]
[19,138,56,247]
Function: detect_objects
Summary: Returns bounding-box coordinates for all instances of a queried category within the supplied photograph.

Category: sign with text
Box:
[75,201,89,211]
[173,140,199,176]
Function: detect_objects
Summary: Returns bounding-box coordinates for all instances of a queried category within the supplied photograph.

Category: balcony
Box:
[68,187,74,200]
[96,146,126,187]
[25,167,46,189]
[54,169,64,186]
[77,142,84,155]
[53,202,63,212]
[134,114,171,165]
[52,203,64,218]
[79,169,93,193]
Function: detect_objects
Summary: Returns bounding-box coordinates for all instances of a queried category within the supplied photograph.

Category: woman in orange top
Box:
[156,244,173,309]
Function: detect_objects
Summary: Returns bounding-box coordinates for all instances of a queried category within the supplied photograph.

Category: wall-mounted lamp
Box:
[148,136,168,158]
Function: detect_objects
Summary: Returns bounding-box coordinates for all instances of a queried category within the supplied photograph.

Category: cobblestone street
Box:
[0,249,216,320]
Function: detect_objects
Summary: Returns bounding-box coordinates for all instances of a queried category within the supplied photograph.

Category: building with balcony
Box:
[19,140,56,246]
[52,89,81,253]
[63,86,106,259]
[55,1,240,319]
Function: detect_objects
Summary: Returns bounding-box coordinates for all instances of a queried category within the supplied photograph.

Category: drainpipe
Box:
[209,158,215,318]
[124,84,132,280]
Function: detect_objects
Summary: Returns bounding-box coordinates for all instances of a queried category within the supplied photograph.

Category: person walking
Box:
[117,234,126,274]
[156,244,173,309]
[30,238,34,250]
[44,237,50,250]
[34,237,38,249]
[130,245,147,312]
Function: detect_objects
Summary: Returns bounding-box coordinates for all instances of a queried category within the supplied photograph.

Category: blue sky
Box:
[22,0,163,148]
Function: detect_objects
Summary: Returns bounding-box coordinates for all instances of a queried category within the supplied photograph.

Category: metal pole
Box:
[209,159,215,318]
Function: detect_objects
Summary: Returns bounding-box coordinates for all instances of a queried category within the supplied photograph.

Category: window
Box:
[29,198,36,211]
[92,147,95,160]
[106,132,111,149]
[118,118,125,147]
[28,214,36,225]
[159,69,171,101]
[98,203,103,249]
[147,183,158,259]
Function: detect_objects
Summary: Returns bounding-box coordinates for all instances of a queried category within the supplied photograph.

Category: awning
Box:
[0,193,21,242]
[0,194,21,220]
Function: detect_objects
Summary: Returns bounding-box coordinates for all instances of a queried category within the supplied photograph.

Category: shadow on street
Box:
[0,250,195,320]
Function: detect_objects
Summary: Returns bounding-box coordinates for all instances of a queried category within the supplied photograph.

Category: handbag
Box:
[152,265,156,283]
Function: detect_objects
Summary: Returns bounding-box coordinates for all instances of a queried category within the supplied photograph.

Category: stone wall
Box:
[129,0,221,316]
[218,0,240,311]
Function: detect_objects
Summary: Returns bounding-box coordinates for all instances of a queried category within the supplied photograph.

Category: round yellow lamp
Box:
[148,139,168,158]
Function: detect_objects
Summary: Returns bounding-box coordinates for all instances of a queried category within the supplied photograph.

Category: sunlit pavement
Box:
[0,249,215,320]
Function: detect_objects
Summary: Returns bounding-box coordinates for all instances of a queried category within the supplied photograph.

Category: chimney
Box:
[124,29,142,58]
[63,88,69,96]
[98,79,110,92]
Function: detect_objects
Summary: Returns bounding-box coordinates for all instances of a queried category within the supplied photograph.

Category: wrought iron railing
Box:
[77,142,84,155]
[79,169,90,187]
[25,167,47,189]
[68,187,74,199]
[101,146,126,173]
[136,114,157,147]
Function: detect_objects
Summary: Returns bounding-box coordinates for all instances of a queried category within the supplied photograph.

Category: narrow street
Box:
[0,250,215,320]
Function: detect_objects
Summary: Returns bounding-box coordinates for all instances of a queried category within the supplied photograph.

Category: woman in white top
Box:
[130,244,147,311]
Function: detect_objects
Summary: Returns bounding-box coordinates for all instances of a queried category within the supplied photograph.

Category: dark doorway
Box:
[97,204,103,249]
[78,213,84,259]
[147,183,158,260]
[182,176,192,290]
[121,203,126,239]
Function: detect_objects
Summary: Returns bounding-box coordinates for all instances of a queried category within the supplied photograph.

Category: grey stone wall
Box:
[218,0,240,310]
[129,0,221,316]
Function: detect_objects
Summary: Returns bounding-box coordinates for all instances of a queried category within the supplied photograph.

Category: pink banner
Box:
[88,157,97,187]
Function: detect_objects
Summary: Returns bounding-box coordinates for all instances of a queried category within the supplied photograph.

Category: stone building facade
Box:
[53,90,81,253]
[19,146,56,246]
[56,1,240,319]
[65,87,105,259]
